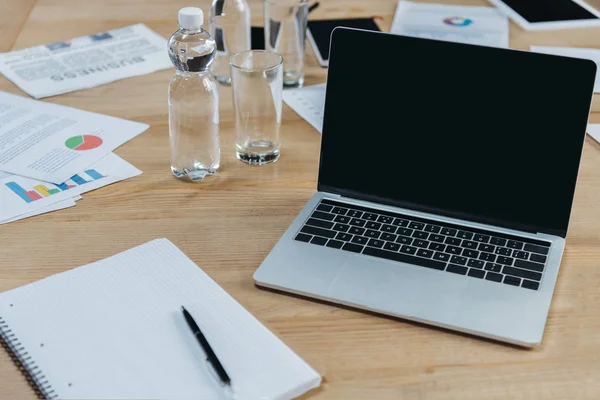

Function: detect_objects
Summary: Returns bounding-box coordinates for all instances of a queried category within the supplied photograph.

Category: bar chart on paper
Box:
[5,169,105,203]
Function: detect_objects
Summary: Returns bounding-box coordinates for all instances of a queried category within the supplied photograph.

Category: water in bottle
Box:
[209,0,251,85]
[168,7,220,181]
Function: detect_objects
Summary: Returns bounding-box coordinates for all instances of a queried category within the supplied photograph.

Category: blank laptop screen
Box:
[318,28,596,237]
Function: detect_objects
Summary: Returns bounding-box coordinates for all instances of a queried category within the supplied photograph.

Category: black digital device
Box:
[319,27,596,238]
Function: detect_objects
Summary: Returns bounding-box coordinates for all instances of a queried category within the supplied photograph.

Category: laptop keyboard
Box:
[295,199,551,291]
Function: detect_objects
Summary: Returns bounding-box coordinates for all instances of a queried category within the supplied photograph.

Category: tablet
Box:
[487,0,600,30]
[306,18,380,67]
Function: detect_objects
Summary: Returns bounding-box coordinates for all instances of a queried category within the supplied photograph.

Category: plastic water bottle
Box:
[209,0,251,85]
[168,7,220,181]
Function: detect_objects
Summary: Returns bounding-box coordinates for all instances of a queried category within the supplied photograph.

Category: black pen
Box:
[308,1,320,13]
[181,306,231,386]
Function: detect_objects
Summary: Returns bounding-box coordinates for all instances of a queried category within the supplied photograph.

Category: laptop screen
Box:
[318,28,596,237]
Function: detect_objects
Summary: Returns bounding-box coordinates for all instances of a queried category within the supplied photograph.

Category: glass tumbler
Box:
[230,50,283,165]
[263,0,308,88]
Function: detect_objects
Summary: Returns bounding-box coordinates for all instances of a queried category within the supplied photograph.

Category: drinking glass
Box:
[263,0,308,88]
[230,50,283,165]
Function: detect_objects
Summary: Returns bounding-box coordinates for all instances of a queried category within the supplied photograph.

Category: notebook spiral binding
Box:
[0,317,58,399]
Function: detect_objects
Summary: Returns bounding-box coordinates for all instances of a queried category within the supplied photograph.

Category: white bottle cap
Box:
[178,7,204,30]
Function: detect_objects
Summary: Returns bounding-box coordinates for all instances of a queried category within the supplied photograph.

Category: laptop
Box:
[254,27,596,347]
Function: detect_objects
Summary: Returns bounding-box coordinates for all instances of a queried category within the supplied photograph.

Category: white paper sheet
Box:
[0,91,147,183]
[587,124,600,143]
[0,24,172,99]
[0,153,141,221]
[282,83,326,134]
[390,1,509,48]
[530,46,600,93]
[0,239,322,399]
[0,198,77,224]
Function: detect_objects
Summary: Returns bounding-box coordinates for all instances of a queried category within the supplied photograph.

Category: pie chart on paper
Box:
[65,135,103,151]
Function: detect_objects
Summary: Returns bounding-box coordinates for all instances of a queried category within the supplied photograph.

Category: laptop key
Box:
[350,218,366,227]
[311,211,335,221]
[433,252,451,262]
[495,247,512,256]
[502,266,542,281]
[365,229,381,238]
[397,228,413,236]
[490,237,507,246]
[496,256,513,266]
[441,228,457,236]
[484,263,502,272]
[335,232,353,242]
[365,221,382,230]
[461,240,478,249]
[409,222,425,230]
[393,218,409,227]
[522,280,540,290]
[380,224,397,233]
[306,218,334,230]
[412,231,429,239]
[479,253,496,262]
[310,236,328,246]
[331,207,348,215]
[467,259,485,269]
[417,249,434,258]
[485,272,503,282]
[447,246,461,255]
[334,215,351,224]
[447,264,468,275]
[326,239,344,249]
[530,253,547,264]
[295,233,312,242]
[513,250,528,259]
[430,234,445,243]
[413,239,429,248]
[362,247,446,271]
[351,236,368,245]
[444,237,461,246]
[514,259,545,272]
[317,204,333,212]
[478,243,495,253]
[383,242,401,252]
[368,239,384,248]
[507,240,524,250]
[457,231,473,240]
[425,224,441,233]
[450,255,467,265]
[429,242,445,251]
[377,215,394,224]
[400,245,417,255]
[381,233,397,242]
[301,226,336,238]
[346,210,363,218]
[342,243,364,253]
[397,236,413,245]
[473,234,490,243]
[362,213,378,221]
[349,227,366,236]
[503,276,521,286]
[524,243,549,255]
[333,223,350,232]
[462,249,479,259]
[468,268,485,278]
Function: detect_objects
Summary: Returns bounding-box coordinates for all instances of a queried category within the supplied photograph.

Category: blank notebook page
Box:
[0,238,321,400]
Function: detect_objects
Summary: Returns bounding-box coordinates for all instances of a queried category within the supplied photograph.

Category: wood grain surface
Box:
[1,0,600,399]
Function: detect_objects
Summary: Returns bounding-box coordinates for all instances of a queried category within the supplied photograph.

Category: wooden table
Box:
[2,0,600,398]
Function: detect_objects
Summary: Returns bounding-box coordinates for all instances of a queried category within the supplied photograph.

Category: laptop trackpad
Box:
[327,257,466,322]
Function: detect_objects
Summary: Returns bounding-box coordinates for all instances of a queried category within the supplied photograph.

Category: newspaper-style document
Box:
[0,91,147,183]
[390,1,509,48]
[0,24,172,98]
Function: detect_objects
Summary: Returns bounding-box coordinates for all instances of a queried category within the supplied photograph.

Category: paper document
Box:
[0,153,141,221]
[0,91,147,183]
[0,24,172,99]
[0,197,78,225]
[588,124,600,143]
[0,239,322,399]
[530,46,600,93]
[282,83,326,133]
[390,1,509,48]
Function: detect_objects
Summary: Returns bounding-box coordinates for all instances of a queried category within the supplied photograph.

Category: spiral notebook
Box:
[0,239,321,399]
